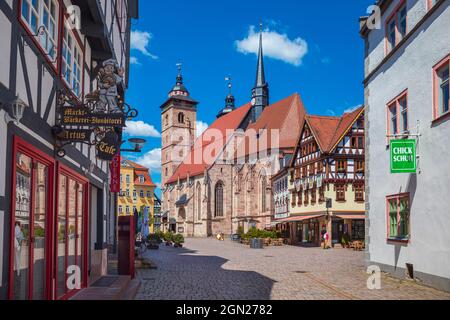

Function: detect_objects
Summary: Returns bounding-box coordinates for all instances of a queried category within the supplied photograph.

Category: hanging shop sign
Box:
[56,128,93,143]
[110,153,121,193]
[53,59,138,161]
[390,139,417,174]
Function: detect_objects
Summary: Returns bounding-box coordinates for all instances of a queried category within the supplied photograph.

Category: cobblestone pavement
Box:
[135,238,450,300]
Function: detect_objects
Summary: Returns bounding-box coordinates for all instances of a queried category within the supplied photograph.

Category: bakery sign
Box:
[53,59,138,161]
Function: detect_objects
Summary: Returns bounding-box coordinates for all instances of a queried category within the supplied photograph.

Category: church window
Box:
[214,181,224,217]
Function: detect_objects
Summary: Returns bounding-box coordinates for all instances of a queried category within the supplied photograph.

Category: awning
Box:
[336,215,366,220]
[274,214,325,224]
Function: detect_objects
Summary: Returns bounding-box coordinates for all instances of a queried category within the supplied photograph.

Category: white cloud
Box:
[124,121,161,138]
[344,104,363,114]
[235,25,308,66]
[130,56,141,65]
[131,30,158,59]
[196,121,209,138]
[135,148,161,172]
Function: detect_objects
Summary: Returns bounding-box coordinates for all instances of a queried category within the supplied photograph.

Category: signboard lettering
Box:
[390,139,417,174]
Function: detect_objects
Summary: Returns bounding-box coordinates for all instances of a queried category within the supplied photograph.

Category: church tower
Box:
[216,76,236,118]
[250,23,269,123]
[160,65,198,187]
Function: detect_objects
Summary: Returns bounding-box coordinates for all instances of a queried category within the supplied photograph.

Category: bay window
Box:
[62,25,82,98]
[20,0,59,62]
[387,194,410,240]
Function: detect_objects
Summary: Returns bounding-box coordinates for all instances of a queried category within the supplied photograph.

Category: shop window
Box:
[336,185,346,202]
[385,2,407,54]
[433,55,450,120]
[20,0,59,63]
[387,91,408,137]
[387,194,410,240]
[55,169,87,300]
[62,25,82,98]
[355,185,364,202]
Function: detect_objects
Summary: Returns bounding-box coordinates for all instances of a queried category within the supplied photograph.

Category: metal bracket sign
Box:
[390,139,417,173]
[53,59,138,161]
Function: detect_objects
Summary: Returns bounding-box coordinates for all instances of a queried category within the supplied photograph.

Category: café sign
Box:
[390,139,416,174]
[53,59,138,161]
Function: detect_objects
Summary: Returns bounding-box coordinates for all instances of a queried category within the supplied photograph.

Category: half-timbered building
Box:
[0,0,138,300]
[274,107,365,247]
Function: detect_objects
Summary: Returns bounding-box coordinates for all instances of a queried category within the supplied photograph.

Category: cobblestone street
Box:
[135,239,450,300]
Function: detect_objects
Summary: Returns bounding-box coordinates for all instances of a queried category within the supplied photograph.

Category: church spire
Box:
[250,23,269,123]
[255,23,266,87]
[169,63,190,98]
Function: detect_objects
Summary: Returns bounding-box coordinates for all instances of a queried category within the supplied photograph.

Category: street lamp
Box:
[3,96,28,125]
[121,138,146,153]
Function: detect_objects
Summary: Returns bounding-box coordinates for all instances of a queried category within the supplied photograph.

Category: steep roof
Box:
[305,106,364,153]
[166,102,252,184]
[236,93,306,158]
[122,159,157,187]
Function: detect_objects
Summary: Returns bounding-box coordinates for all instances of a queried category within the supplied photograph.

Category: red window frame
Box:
[55,162,89,300]
[8,136,55,300]
[432,54,450,122]
[386,90,408,139]
[385,0,407,55]
[18,0,63,73]
[60,10,86,102]
[386,193,410,242]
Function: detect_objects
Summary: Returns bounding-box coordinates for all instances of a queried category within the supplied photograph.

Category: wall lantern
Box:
[4,96,28,125]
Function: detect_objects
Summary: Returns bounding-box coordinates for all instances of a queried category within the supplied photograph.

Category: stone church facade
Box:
[160,27,306,237]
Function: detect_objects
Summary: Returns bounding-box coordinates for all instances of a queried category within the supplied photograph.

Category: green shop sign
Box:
[390,139,417,174]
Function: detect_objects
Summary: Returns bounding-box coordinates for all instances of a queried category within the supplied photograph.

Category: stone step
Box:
[120,279,141,300]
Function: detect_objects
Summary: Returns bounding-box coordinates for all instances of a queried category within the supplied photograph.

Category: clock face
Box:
[251,98,256,106]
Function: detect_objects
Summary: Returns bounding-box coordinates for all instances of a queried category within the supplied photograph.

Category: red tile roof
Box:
[306,106,364,153]
[166,102,252,184]
[236,93,306,158]
[122,159,157,187]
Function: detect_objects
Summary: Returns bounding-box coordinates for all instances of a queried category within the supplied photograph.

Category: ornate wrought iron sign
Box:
[53,59,138,161]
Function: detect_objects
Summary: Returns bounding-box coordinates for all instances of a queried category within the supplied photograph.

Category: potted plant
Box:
[164,231,174,246]
[173,234,185,248]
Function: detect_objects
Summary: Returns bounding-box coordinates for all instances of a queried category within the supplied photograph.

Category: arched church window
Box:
[261,178,267,212]
[178,112,185,124]
[214,181,224,217]
[196,183,202,221]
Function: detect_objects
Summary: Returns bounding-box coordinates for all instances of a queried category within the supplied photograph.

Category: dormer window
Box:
[139,175,145,183]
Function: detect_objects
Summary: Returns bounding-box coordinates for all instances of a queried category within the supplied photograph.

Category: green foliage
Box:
[237,226,245,236]
[245,227,278,239]
[163,231,174,242]
[34,226,45,238]
[172,233,185,245]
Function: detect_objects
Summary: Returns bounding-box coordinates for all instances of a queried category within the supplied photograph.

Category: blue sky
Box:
[123,0,374,193]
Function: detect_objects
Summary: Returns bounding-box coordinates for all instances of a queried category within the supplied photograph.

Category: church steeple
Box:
[169,63,190,98]
[250,23,269,123]
[217,76,236,118]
